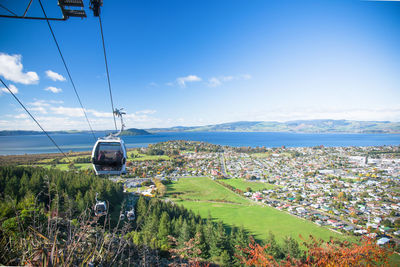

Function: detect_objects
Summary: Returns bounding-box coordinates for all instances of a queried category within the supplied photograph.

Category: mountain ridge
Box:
[1,120,400,135]
[146,119,400,134]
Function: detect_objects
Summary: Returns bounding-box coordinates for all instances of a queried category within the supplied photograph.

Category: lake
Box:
[0,132,400,155]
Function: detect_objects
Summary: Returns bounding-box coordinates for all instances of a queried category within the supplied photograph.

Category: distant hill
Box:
[2,120,400,135]
[0,128,151,136]
[120,128,151,136]
[147,120,400,134]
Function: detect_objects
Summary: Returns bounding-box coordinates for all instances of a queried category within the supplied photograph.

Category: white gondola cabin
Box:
[94,200,107,216]
[91,137,127,176]
[127,209,135,221]
[91,108,128,176]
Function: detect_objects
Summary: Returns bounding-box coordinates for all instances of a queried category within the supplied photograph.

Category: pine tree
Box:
[136,196,148,229]
[265,231,284,259]
[178,219,191,248]
[282,236,301,259]
[220,250,231,267]
[193,224,209,259]
[232,226,249,266]
[174,215,184,236]
[157,211,171,250]
[208,221,229,260]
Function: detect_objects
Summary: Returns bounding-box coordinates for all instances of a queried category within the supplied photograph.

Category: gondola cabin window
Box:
[96,142,123,164]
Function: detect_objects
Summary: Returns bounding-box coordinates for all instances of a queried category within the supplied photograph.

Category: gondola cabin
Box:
[127,209,135,221]
[94,201,107,216]
[91,137,127,175]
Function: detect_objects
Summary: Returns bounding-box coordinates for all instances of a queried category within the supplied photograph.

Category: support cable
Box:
[38,0,97,141]
[23,0,34,17]
[98,15,118,131]
[0,78,71,162]
[0,3,18,16]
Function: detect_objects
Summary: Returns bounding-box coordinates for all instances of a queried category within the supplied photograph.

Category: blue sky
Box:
[0,0,400,130]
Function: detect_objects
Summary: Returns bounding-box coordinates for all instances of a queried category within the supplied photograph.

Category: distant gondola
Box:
[127,209,135,221]
[94,201,107,216]
[94,193,107,216]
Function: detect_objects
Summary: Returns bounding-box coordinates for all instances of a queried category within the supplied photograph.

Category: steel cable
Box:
[0,78,71,162]
[38,0,97,141]
[98,15,118,131]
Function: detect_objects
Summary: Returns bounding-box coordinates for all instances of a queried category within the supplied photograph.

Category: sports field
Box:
[165,176,345,244]
[222,178,277,191]
[167,177,248,204]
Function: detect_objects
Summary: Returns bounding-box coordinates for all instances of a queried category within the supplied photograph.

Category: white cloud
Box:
[222,76,234,82]
[30,107,47,114]
[87,109,113,118]
[208,77,222,87]
[28,100,51,113]
[177,75,202,88]
[0,53,39,84]
[240,107,400,122]
[50,106,85,117]
[49,100,64,104]
[240,74,252,80]
[148,82,158,87]
[1,84,19,94]
[14,113,28,119]
[136,109,156,115]
[207,74,251,87]
[30,100,51,107]
[45,86,62,93]
[45,70,66,82]
[50,106,113,118]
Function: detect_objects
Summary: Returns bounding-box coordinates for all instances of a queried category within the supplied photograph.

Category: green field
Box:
[127,151,170,161]
[222,178,276,192]
[167,177,248,204]
[54,163,91,171]
[166,177,344,244]
[22,163,92,171]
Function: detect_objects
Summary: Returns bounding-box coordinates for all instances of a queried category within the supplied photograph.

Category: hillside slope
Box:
[147,119,400,133]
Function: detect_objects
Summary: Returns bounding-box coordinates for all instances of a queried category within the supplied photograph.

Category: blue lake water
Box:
[0,132,400,155]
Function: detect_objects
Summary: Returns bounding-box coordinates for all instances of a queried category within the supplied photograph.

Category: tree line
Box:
[0,166,123,226]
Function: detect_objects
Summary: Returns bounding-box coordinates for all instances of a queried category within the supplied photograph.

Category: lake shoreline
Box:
[1,131,399,156]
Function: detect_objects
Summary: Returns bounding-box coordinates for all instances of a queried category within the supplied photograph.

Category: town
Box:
[121,141,400,247]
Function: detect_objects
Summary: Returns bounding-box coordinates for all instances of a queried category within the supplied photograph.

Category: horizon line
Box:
[1,118,399,132]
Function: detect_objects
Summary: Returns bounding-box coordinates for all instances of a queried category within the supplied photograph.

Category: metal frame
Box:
[0,0,86,21]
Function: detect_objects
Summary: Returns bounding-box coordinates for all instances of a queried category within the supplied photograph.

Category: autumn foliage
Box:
[236,237,278,267]
[237,235,393,267]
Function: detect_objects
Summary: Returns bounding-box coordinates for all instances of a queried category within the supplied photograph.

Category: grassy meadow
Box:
[127,150,170,161]
[222,178,277,191]
[21,163,92,171]
[165,177,344,244]
[167,177,248,204]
